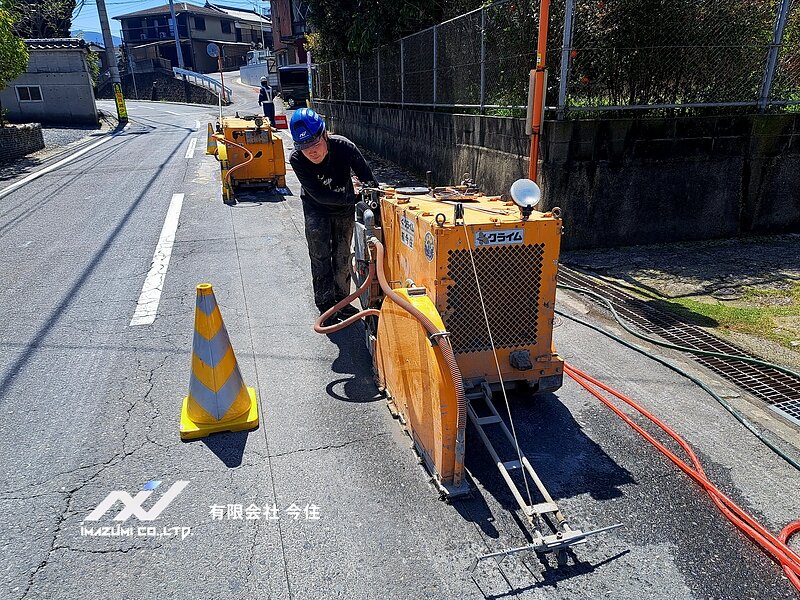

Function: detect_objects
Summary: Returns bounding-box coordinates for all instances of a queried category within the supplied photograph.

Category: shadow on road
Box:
[325,321,383,404]
[232,189,289,204]
[195,430,251,467]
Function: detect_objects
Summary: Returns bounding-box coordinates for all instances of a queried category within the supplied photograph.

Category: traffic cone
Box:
[205,123,217,155]
[273,114,288,129]
[180,284,259,440]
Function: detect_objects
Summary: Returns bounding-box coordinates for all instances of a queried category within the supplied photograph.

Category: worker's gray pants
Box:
[303,210,354,311]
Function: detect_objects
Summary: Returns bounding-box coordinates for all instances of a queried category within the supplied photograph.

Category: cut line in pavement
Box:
[130,192,184,326]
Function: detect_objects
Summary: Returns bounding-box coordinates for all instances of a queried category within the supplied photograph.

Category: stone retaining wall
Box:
[0,123,45,162]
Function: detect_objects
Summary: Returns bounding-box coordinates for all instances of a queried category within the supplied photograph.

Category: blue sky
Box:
[71,0,271,39]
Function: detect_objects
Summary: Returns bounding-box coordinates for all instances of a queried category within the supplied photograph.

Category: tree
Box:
[305,0,478,62]
[0,7,28,125]
[2,0,78,39]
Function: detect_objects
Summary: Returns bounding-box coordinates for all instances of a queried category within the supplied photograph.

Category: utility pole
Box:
[96,0,127,124]
[168,0,186,69]
[251,2,266,51]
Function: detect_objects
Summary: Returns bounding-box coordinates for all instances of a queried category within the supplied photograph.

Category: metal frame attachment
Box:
[466,383,622,569]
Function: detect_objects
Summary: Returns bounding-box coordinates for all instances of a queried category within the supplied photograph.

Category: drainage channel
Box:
[558,267,800,428]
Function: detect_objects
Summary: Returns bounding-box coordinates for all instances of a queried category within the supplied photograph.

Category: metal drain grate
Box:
[444,244,544,354]
[770,400,800,427]
[559,267,800,417]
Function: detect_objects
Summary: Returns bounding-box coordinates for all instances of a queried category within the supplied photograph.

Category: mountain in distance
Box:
[71,30,123,46]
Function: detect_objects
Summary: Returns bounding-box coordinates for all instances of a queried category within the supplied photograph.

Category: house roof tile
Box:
[25,38,87,50]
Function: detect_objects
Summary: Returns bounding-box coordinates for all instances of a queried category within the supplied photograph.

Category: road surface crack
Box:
[269,432,390,458]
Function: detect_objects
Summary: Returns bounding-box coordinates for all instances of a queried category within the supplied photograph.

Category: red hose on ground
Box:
[564,362,800,591]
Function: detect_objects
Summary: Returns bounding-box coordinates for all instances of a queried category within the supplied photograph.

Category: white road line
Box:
[0,133,117,200]
[130,193,185,327]
[195,119,201,129]
[185,138,198,159]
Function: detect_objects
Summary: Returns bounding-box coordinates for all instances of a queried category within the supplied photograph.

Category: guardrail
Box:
[172,67,233,103]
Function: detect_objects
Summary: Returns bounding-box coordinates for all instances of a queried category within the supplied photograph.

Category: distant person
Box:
[258,76,275,125]
[289,108,376,326]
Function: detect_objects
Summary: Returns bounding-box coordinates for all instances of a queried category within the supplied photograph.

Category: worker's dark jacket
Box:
[258,85,272,103]
[289,135,375,216]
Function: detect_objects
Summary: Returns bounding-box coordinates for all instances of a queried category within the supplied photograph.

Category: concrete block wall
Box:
[0,124,45,162]
[317,101,800,249]
[539,115,800,248]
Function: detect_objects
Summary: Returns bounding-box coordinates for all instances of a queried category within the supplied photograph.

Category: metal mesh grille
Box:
[436,12,483,106]
[770,399,800,427]
[380,42,402,104]
[403,28,435,104]
[313,0,797,113]
[482,2,538,111]
[444,244,544,354]
[328,61,343,101]
[343,57,360,101]
[771,0,800,103]
[361,51,379,102]
[568,0,778,107]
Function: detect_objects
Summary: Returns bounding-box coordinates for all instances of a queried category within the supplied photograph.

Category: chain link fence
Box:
[315,0,799,116]
[770,0,800,104]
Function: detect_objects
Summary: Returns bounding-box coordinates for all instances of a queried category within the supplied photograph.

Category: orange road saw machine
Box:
[322,177,621,567]
[207,114,290,205]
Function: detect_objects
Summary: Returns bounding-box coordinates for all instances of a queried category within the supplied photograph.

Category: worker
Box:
[289,108,376,326]
[258,76,275,125]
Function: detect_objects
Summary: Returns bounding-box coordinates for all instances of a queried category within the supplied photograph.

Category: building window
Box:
[16,86,43,102]
[194,16,206,30]
[221,20,232,34]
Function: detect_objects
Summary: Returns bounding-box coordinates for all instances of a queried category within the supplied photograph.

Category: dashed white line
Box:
[185,138,198,159]
[130,193,185,326]
[195,119,201,129]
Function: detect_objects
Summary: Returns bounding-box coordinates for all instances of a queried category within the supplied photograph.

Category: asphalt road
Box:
[1,80,799,599]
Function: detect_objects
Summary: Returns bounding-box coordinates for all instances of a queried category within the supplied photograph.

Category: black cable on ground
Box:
[554,288,800,472]
[558,282,800,381]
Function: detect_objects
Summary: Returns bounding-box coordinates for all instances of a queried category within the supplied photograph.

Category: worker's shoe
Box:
[320,315,339,328]
[336,304,360,320]
[318,303,340,328]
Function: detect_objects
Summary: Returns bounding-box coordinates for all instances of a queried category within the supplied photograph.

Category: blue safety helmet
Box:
[290,108,326,150]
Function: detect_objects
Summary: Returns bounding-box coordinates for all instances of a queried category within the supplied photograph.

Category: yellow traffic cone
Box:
[205,123,217,155]
[180,283,259,440]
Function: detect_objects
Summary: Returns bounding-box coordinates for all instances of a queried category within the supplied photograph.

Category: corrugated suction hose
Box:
[369,239,467,482]
[312,237,467,485]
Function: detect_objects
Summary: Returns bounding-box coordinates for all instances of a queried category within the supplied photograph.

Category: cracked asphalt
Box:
[1,81,799,599]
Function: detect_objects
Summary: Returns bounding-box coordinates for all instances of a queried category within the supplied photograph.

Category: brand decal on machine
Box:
[424,232,435,261]
[400,215,415,249]
[475,228,524,247]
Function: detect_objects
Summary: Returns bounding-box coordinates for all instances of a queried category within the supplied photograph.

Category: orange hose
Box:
[212,133,254,188]
[564,362,800,591]
[312,238,467,485]
[313,260,380,334]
